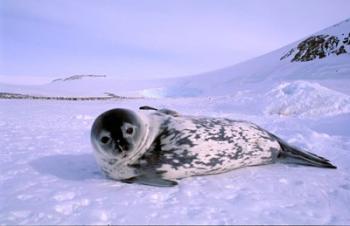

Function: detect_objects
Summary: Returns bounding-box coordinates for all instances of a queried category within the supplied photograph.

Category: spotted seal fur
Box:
[91,106,336,187]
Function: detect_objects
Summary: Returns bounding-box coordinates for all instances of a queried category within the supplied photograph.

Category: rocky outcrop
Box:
[281,33,350,62]
[51,75,107,83]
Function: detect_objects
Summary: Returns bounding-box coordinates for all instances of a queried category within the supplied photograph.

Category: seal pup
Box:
[91,106,336,187]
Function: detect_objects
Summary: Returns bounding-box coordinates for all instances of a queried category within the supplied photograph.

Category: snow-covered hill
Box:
[0,78,154,98]
[2,19,350,99]
[155,18,350,97]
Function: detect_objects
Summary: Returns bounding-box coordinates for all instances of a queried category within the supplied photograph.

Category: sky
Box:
[0,0,350,84]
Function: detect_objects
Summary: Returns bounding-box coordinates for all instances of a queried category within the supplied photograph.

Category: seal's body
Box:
[91,107,336,187]
[140,114,281,179]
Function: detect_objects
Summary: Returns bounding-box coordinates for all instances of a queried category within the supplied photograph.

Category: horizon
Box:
[1,0,350,85]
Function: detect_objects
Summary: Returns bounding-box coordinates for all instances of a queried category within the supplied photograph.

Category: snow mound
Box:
[265,81,350,117]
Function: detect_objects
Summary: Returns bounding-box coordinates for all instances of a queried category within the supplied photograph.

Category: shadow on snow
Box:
[30,154,104,181]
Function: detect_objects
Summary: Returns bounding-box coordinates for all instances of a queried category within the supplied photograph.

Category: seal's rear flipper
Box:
[274,135,337,169]
[121,176,178,187]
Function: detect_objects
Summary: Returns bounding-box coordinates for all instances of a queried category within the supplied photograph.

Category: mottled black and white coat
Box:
[142,111,281,179]
[91,107,336,187]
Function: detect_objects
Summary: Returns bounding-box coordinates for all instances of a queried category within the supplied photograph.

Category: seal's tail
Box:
[273,135,337,169]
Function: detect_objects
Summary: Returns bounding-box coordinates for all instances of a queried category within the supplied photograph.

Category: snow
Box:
[1,96,350,225]
[1,18,350,225]
[265,81,350,117]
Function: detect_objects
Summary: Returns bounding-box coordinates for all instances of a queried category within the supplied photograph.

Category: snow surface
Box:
[1,93,350,225]
[1,18,350,225]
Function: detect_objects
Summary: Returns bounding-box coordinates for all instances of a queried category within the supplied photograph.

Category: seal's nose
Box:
[121,143,129,151]
[114,140,129,152]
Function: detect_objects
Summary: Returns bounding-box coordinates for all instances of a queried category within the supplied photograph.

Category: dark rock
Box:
[336,45,347,55]
[281,33,349,62]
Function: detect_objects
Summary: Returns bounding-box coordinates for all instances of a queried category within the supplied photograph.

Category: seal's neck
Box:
[136,111,162,154]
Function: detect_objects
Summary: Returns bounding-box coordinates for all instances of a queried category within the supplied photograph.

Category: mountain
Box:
[139,18,350,118]
[156,18,350,97]
[281,19,350,62]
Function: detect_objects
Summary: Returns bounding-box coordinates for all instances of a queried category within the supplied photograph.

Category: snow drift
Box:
[265,81,350,117]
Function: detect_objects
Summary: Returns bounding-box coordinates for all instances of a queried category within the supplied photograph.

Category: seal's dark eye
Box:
[100,136,110,144]
[126,127,134,135]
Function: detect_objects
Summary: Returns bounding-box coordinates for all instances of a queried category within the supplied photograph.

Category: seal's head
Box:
[91,108,146,162]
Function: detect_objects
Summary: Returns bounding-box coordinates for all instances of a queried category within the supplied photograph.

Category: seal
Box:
[91,106,336,187]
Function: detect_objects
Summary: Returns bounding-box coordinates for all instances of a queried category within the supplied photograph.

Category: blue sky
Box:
[1,0,350,83]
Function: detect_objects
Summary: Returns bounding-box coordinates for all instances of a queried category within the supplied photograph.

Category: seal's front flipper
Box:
[139,106,180,117]
[120,178,136,184]
[121,176,178,187]
[139,106,158,111]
